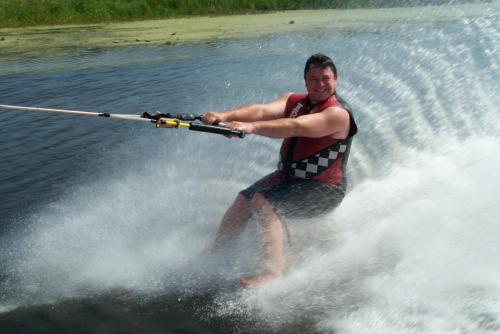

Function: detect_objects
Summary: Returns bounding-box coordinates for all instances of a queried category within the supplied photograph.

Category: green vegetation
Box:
[0,0,372,28]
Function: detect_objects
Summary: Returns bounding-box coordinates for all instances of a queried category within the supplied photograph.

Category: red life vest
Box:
[277,93,357,187]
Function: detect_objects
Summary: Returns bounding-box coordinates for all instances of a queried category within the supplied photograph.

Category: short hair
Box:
[304,53,337,79]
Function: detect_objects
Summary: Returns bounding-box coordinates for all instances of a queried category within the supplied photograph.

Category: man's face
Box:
[304,65,337,104]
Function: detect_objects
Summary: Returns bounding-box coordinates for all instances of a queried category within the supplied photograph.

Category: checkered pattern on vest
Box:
[279,140,348,179]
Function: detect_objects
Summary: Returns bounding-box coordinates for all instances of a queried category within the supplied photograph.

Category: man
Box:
[202,53,357,286]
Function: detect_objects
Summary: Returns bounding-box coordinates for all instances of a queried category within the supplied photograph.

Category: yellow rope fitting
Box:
[156,118,190,129]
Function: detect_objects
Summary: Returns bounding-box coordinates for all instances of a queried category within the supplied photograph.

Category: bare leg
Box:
[240,193,284,286]
[213,194,253,250]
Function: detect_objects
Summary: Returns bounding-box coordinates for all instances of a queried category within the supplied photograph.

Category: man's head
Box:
[304,53,338,104]
[304,53,337,80]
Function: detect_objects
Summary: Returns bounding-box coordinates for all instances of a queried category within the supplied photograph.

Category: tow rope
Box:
[0,104,245,138]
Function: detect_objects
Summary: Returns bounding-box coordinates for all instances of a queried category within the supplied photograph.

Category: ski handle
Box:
[143,112,245,138]
[0,105,246,138]
[188,122,245,138]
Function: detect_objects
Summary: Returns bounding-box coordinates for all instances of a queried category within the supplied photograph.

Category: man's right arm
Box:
[202,93,291,124]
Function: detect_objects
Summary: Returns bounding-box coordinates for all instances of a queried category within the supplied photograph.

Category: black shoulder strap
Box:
[335,93,358,137]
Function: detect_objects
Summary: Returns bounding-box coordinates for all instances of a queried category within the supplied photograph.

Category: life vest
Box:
[278,93,357,188]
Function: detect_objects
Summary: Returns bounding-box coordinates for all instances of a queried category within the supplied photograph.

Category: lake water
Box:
[0,4,499,333]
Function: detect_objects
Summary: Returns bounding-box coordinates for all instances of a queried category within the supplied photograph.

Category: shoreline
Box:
[0,3,496,60]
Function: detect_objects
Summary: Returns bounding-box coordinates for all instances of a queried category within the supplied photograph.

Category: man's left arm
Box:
[227,107,351,139]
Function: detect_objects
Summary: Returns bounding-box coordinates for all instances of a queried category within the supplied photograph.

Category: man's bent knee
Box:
[251,193,271,211]
[232,193,251,209]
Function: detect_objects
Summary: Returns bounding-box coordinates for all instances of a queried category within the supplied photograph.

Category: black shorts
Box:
[240,172,346,220]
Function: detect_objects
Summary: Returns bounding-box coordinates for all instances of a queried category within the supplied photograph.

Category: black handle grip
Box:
[188,123,245,138]
[142,112,201,121]
[164,113,200,121]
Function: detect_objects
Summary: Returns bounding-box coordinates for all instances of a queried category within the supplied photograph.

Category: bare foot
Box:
[240,271,281,286]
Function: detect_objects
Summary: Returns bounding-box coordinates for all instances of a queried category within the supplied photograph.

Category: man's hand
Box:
[226,121,255,136]
[201,111,226,125]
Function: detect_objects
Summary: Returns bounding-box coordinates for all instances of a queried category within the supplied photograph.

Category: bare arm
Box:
[202,93,291,124]
[228,106,351,139]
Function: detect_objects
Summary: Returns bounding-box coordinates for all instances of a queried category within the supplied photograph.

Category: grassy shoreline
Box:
[0,0,374,28]
[0,0,475,28]
[0,3,495,63]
